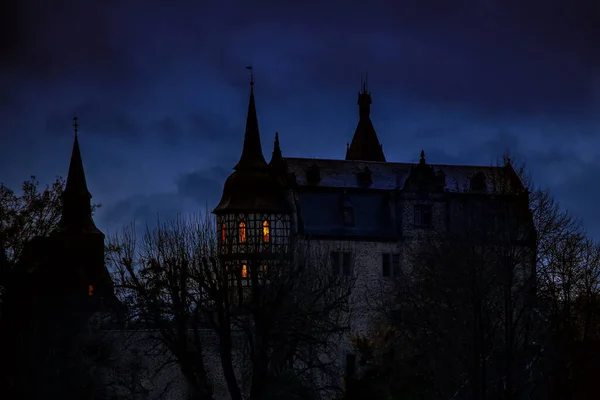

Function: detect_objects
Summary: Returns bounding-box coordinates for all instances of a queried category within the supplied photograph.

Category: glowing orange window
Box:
[88,285,94,296]
[221,223,226,243]
[262,220,270,243]
[241,264,248,278]
[239,221,247,243]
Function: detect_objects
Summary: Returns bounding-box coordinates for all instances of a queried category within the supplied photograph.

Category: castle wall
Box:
[100,329,248,400]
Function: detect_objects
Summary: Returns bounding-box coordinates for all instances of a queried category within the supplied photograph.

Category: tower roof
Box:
[214,74,289,214]
[345,80,386,162]
[55,117,102,235]
[234,78,267,171]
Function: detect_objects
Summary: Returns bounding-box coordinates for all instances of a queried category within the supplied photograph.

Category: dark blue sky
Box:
[1,0,599,237]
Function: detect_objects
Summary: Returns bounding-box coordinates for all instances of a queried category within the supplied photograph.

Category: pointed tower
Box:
[345,79,386,162]
[56,117,102,235]
[47,117,114,305]
[213,71,291,304]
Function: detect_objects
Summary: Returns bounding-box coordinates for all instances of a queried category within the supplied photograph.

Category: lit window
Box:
[221,223,226,243]
[88,285,94,296]
[263,265,268,272]
[242,264,248,278]
[239,221,247,243]
[262,220,270,242]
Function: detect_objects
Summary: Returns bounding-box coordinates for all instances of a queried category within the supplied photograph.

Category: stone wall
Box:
[99,329,248,400]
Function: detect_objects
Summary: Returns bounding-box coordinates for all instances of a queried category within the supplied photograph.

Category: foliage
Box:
[0,175,101,265]
[107,213,355,400]
[347,154,600,399]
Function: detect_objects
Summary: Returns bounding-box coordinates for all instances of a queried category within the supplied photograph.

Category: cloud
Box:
[175,166,229,208]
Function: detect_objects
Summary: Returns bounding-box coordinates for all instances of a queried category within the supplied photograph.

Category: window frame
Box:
[414,204,433,227]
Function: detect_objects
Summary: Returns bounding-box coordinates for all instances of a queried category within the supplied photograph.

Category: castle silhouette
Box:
[5,74,535,399]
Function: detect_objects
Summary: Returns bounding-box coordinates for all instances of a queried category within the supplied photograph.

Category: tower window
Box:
[221,223,226,243]
[241,264,248,278]
[239,221,247,243]
[414,204,433,227]
[262,220,270,243]
[88,285,94,296]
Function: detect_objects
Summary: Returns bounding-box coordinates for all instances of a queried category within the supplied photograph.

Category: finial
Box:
[245,65,254,86]
[73,116,79,136]
[420,149,426,165]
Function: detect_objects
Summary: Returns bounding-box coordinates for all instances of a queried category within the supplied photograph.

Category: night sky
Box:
[1,1,599,238]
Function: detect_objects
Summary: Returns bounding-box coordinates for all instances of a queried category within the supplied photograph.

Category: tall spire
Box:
[270,131,282,163]
[346,77,386,162]
[56,117,101,234]
[234,67,267,171]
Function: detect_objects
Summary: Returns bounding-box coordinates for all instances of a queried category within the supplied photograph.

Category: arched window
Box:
[88,285,94,296]
[241,264,248,278]
[239,221,247,243]
[262,220,270,243]
[221,223,226,243]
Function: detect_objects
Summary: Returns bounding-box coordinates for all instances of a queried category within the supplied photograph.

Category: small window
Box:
[382,253,390,277]
[262,220,270,243]
[241,264,248,278]
[414,204,433,227]
[342,206,355,226]
[331,252,341,276]
[331,251,352,276]
[239,221,247,243]
[221,223,226,243]
[342,252,352,276]
[382,253,401,278]
[88,285,94,296]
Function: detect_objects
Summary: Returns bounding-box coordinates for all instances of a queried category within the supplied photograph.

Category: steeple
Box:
[345,76,386,162]
[270,132,282,164]
[56,117,101,235]
[234,71,267,171]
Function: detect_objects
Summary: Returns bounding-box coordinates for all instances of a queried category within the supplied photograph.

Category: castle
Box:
[3,74,534,399]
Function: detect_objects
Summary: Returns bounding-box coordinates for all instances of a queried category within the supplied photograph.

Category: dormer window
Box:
[221,223,226,243]
[239,221,247,243]
[306,165,321,184]
[262,220,271,243]
[470,172,487,192]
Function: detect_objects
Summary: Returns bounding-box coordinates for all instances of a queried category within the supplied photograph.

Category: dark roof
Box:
[296,191,396,239]
[284,158,526,194]
[214,81,290,214]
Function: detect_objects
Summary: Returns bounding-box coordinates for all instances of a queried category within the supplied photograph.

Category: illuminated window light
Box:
[242,264,248,278]
[262,220,270,243]
[239,221,247,243]
[221,223,226,243]
[88,285,94,296]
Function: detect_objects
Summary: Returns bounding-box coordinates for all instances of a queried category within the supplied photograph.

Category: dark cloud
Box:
[551,159,600,238]
[175,166,229,207]
[99,192,186,234]
[155,117,184,146]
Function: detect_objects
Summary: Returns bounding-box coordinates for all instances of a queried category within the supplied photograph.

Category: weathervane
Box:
[245,65,254,86]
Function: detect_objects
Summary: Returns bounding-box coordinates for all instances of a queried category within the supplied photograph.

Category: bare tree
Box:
[108,213,356,400]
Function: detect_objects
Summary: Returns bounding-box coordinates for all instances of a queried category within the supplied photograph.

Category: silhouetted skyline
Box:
[1,0,598,237]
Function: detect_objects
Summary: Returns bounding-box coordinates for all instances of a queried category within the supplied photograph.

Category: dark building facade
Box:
[214,77,536,345]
